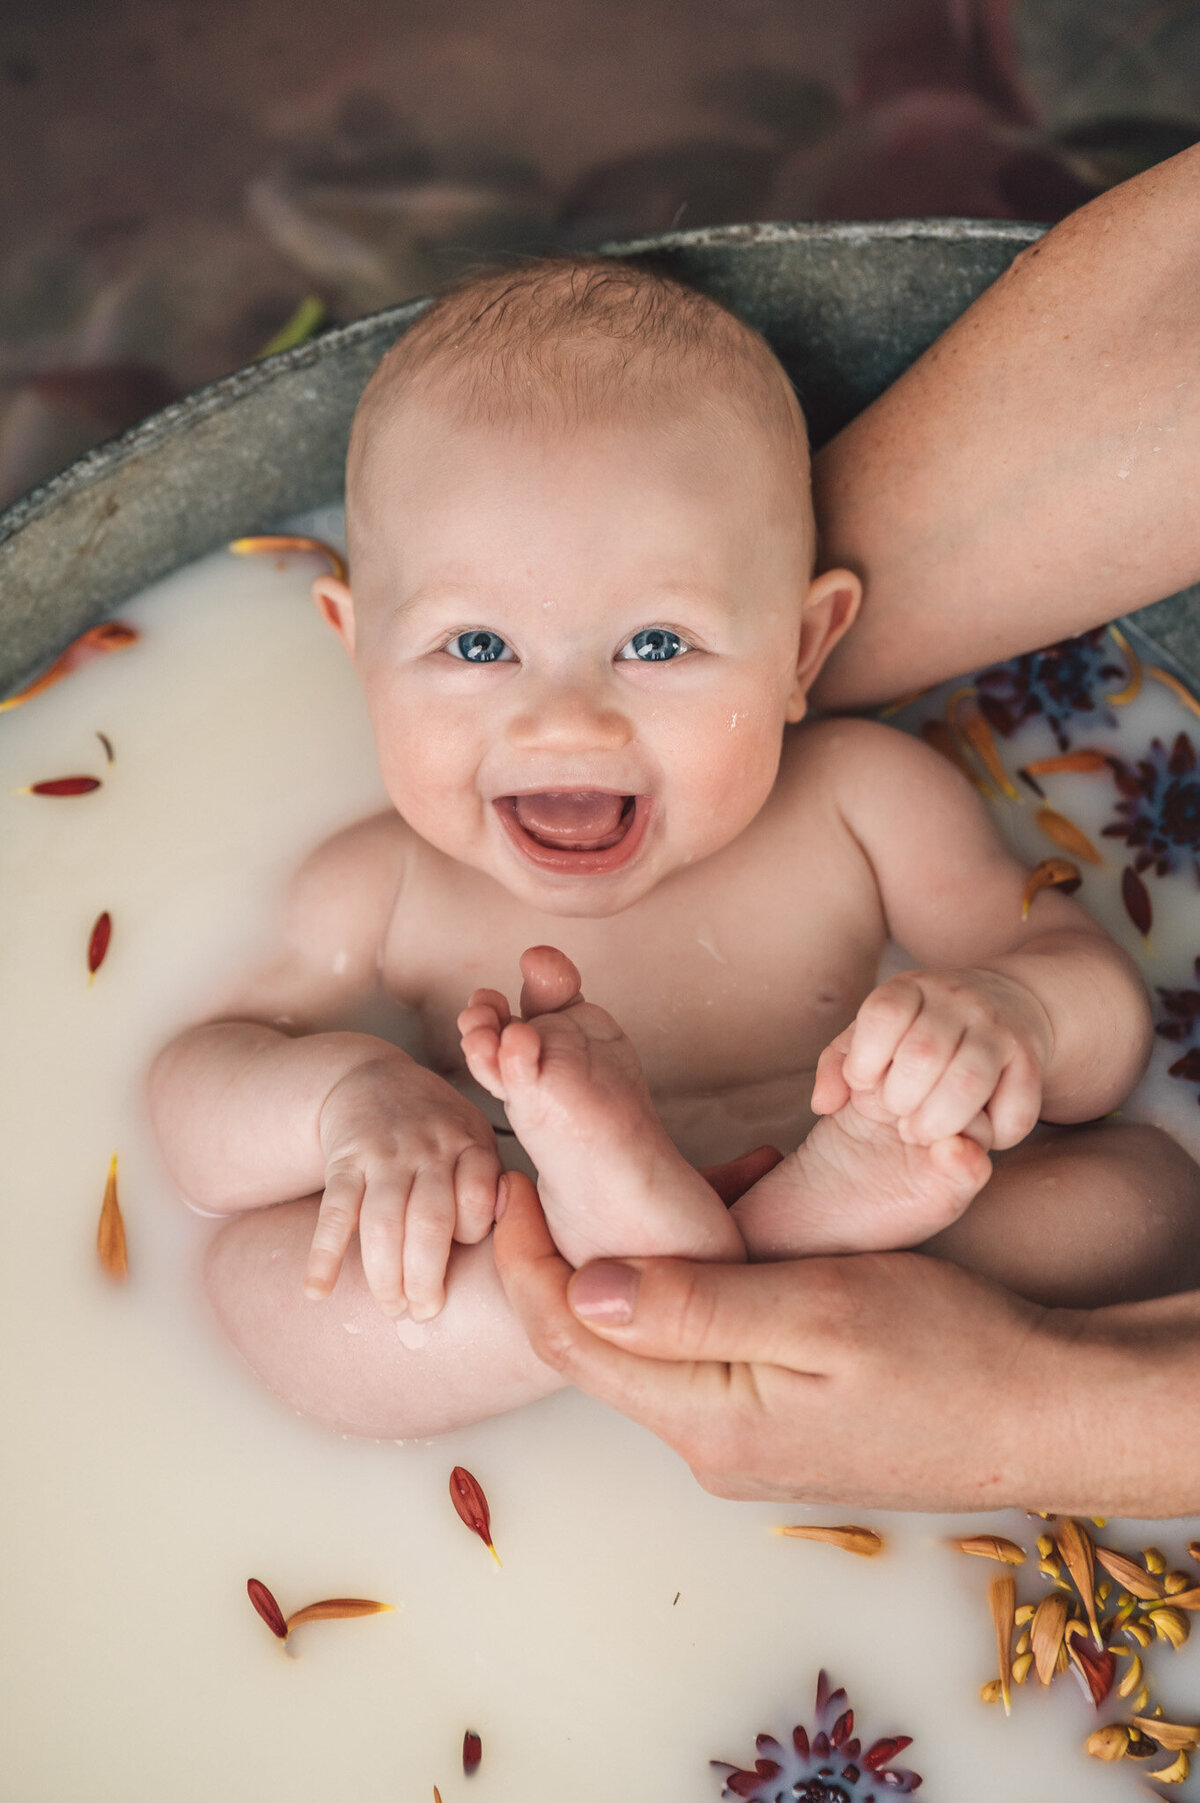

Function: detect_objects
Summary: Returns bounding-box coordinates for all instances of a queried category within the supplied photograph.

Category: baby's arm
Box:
[148,812,501,1319]
[818,720,1151,1143]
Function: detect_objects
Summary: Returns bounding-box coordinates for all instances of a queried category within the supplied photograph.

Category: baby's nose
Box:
[505,683,634,752]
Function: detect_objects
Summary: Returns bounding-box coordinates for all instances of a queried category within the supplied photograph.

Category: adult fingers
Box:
[491,1173,710,1437]
[495,1172,840,1374]
[305,1161,365,1299]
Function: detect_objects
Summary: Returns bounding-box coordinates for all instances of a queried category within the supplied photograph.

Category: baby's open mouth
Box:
[493,791,650,874]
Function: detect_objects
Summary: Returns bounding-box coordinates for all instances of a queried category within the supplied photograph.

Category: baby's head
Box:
[316,257,860,917]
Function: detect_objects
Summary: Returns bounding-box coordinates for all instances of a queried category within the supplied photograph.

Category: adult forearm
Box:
[985,930,1152,1120]
[147,1023,413,1212]
[812,145,1200,710]
[1029,1294,1200,1517]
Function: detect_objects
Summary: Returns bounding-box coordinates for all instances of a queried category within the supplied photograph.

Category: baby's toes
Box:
[496,1017,547,1088]
[459,1011,506,1096]
[518,944,583,1018]
[463,986,512,1027]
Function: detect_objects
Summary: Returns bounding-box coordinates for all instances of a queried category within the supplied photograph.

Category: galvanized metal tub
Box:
[1,219,1197,697]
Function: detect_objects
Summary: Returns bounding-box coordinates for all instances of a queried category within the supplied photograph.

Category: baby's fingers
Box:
[454,1141,503,1243]
[402,1166,457,1321]
[899,1028,1004,1144]
[842,977,924,1093]
[984,1050,1043,1149]
[305,1161,366,1300]
[811,1034,852,1116]
[359,1178,412,1316]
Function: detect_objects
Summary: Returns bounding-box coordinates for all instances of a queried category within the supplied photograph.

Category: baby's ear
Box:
[313,576,356,655]
[786,569,862,721]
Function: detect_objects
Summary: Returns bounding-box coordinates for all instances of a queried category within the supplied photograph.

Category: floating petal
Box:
[88,911,112,983]
[951,1534,1026,1565]
[19,776,101,797]
[1036,807,1102,863]
[247,1577,289,1639]
[1121,865,1153,937]
[776,1524,884,1556]
[1021,858,1081,918]
[230,534,347,582]
[0,621,138,712]
[1105,626,1143,705]
[990,1574,1016,1715]
[96,1153,126,1280]
[284,1597,393,1629]
[450,1466,500,1565]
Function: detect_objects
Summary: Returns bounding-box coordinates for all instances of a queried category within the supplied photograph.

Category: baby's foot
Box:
[732,1085,992,1260]
[457,946,744,1267]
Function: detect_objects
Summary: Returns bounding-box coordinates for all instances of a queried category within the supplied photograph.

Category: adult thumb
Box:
[566,1253,822,1370]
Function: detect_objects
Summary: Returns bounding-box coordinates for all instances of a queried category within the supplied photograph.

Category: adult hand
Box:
[493,1170,1075,1512]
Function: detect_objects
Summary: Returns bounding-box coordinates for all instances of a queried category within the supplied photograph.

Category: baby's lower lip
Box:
[492,793,651,875]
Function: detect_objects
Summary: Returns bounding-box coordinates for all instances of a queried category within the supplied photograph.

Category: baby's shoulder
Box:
[780,715,948,795]
[282,809,415,959]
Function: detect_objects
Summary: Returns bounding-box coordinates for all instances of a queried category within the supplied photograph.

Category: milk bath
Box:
[2,518,1198,1802]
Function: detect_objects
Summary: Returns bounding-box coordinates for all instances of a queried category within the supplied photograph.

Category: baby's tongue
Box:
[513,791,627,847]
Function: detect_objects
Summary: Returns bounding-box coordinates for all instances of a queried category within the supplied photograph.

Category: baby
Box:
[149,257,1200,1440]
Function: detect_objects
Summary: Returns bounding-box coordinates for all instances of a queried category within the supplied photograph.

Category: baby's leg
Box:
[458,946,745,1268]
[734,1109,1200,1308]
[919,1120,1200,1308]
[204,1199,565,1439]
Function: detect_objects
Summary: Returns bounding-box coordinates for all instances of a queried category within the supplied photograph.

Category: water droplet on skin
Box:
[394,1315,428,1350]
[342,1319,360,1334]
[1118,469,1130,479]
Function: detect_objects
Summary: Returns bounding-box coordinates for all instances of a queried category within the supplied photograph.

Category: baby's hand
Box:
[307,1054,501,1319]
[812,968,1053,1150]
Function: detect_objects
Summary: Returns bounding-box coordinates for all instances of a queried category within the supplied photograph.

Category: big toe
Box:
[519,944,583,1019]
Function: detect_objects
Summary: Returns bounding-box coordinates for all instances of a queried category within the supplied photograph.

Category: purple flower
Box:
[975,629,1127,751]
[1156,955,1200,1105]
[713,1673,921,1801]
[1102,734,1200,878]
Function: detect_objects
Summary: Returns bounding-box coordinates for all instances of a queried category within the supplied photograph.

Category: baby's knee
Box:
[926,1121,1200,1308]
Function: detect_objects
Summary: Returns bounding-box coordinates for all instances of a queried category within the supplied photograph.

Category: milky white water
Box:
[1,513,1198,1801]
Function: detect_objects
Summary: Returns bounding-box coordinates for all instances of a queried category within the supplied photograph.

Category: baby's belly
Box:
[655,1072,817,1168]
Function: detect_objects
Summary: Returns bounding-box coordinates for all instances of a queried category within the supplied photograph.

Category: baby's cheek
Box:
[675,711,781,845]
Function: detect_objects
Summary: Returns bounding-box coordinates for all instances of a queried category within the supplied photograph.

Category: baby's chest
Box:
[387,849,884,1100]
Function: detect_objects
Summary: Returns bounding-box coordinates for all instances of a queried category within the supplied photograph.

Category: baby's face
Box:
[321,397,857,918]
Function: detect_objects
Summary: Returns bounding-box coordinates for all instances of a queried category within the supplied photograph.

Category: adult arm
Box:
[493,1171,1200,1517]
[811,143,1200,710]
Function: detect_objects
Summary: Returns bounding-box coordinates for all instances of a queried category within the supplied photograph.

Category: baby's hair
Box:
[346,255,809,547]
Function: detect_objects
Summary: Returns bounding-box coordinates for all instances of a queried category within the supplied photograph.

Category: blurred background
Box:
[2,0,1198,509]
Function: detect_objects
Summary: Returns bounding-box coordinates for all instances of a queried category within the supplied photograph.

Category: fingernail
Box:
[569,1260,639,1325]
[494,1173,510,1221]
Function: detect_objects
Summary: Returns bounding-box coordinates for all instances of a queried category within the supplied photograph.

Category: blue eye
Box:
[448,630,514,663]
[620,628,688,662]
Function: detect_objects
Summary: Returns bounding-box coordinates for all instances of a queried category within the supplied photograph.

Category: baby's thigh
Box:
[203,1198,564,1439]
[920,1120,1200,1308]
